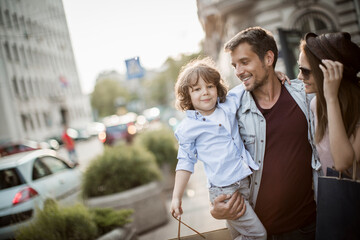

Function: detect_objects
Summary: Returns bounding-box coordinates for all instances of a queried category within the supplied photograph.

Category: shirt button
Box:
[258,160,261,164]
[261,120,264,122]
[196,112,199,115]
[232,137,234,140]
[202,118,206,121]
[255,182,258,185]
[261,140,264,143]
[219,124,222,127]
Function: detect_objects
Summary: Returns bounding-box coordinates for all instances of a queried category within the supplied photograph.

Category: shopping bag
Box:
[169,213,231,240]
[316,164,360,240]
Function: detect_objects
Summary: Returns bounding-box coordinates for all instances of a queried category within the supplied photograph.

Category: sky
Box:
[62,0,205,94]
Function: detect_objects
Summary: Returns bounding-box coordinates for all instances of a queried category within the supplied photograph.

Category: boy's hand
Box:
[170,198,183,218]
[210,191,246,220]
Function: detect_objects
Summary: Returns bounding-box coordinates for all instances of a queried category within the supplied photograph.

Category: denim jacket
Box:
[236,79,321,208]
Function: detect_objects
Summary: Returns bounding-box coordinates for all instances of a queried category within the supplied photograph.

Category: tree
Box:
[91,79,131,118]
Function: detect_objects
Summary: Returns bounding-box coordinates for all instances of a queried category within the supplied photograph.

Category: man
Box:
[210,27,317,239]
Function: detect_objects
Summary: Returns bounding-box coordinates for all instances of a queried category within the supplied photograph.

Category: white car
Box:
[0,149,82,239]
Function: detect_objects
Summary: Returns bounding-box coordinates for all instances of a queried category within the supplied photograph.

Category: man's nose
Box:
[235,65,244,78]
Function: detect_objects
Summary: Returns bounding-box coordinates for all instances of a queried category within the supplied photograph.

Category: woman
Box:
[298,32,360,178]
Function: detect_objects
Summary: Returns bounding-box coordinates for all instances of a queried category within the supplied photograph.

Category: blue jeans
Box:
[209,177,267,240]
[68,149,78,164]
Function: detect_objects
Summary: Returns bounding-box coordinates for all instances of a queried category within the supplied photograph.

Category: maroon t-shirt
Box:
[254,84,316,235]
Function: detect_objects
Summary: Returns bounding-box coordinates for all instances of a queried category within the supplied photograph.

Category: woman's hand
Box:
[319,59,343,102]
[276,71,291,85]
[210,191,246,220]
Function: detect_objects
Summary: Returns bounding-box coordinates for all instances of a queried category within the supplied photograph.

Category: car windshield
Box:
[0,168,23,190]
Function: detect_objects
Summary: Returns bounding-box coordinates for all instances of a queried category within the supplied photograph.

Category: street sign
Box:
[125,57,145,80]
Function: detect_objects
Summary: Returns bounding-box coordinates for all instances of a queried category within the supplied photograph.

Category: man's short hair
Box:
[224,26,278,68]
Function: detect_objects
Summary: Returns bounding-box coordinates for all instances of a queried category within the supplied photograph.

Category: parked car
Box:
[66,128,91,142]
[99,113,138,145]
[98,122,136,145]
[0,141,40,158]
[0,149,82,239]
[86,122,105,137]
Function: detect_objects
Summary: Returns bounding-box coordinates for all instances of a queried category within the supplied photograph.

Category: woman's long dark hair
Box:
[300,40,360,143]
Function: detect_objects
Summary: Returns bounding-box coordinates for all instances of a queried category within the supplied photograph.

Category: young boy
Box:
[170,57,266,240]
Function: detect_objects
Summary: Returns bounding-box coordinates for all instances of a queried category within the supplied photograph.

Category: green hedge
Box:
[90,208,133,236]
[134,126,178,171]
[16,199,133,240]
[82,144,161,198]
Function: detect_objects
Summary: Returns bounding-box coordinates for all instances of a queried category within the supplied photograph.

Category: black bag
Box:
[316,164,360,240]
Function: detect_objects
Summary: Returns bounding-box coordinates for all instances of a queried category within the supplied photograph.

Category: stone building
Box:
[197,0,360,86]
[0,0,92,144]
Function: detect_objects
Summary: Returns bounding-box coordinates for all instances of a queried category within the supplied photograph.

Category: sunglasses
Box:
[299,67,312,79]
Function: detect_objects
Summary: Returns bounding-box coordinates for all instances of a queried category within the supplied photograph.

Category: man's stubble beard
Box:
[246,65,269,92]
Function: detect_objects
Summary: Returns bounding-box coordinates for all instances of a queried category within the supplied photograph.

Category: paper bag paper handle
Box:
[172,212,206,239]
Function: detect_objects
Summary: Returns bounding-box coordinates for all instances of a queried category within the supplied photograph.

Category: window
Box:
[27,78,33,97]
[43,112,52,127]
[29,114,34,130]
[33,159,51,180]
[41,156,69,174]
[4,42,11,60]
[0,169,22,190]
[21,114,28,131]
[20,46,27,67]
[36,112,41,128]
[12,76,19,96]
[4,9,11,28]
[0,8,4,26]
[19,16,25,30]
[12,44,19,62]
[294,11,336,35]
[12,13,19,30]
[30,79,36,96]
[20,78,27,98]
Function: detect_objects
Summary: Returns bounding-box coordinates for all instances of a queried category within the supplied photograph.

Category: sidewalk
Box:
[139,163,227,240]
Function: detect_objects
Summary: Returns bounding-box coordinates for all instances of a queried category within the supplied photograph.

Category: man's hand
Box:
[210,191,246,220]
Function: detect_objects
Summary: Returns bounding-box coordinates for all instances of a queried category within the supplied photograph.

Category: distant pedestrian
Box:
[62,124,78,165]
[170,57,266,240]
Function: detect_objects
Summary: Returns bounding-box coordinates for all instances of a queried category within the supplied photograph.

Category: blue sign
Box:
[125,57,145,80]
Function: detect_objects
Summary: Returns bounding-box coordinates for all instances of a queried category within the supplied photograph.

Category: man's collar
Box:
[241,91,253,113]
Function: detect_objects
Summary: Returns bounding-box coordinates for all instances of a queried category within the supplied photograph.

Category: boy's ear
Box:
[264,50,274,66]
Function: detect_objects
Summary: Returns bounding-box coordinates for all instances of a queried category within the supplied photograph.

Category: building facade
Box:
[0,0,92,144]
[197,0,360,86]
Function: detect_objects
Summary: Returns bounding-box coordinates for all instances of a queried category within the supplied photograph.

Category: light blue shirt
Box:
[175,84,258,187]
